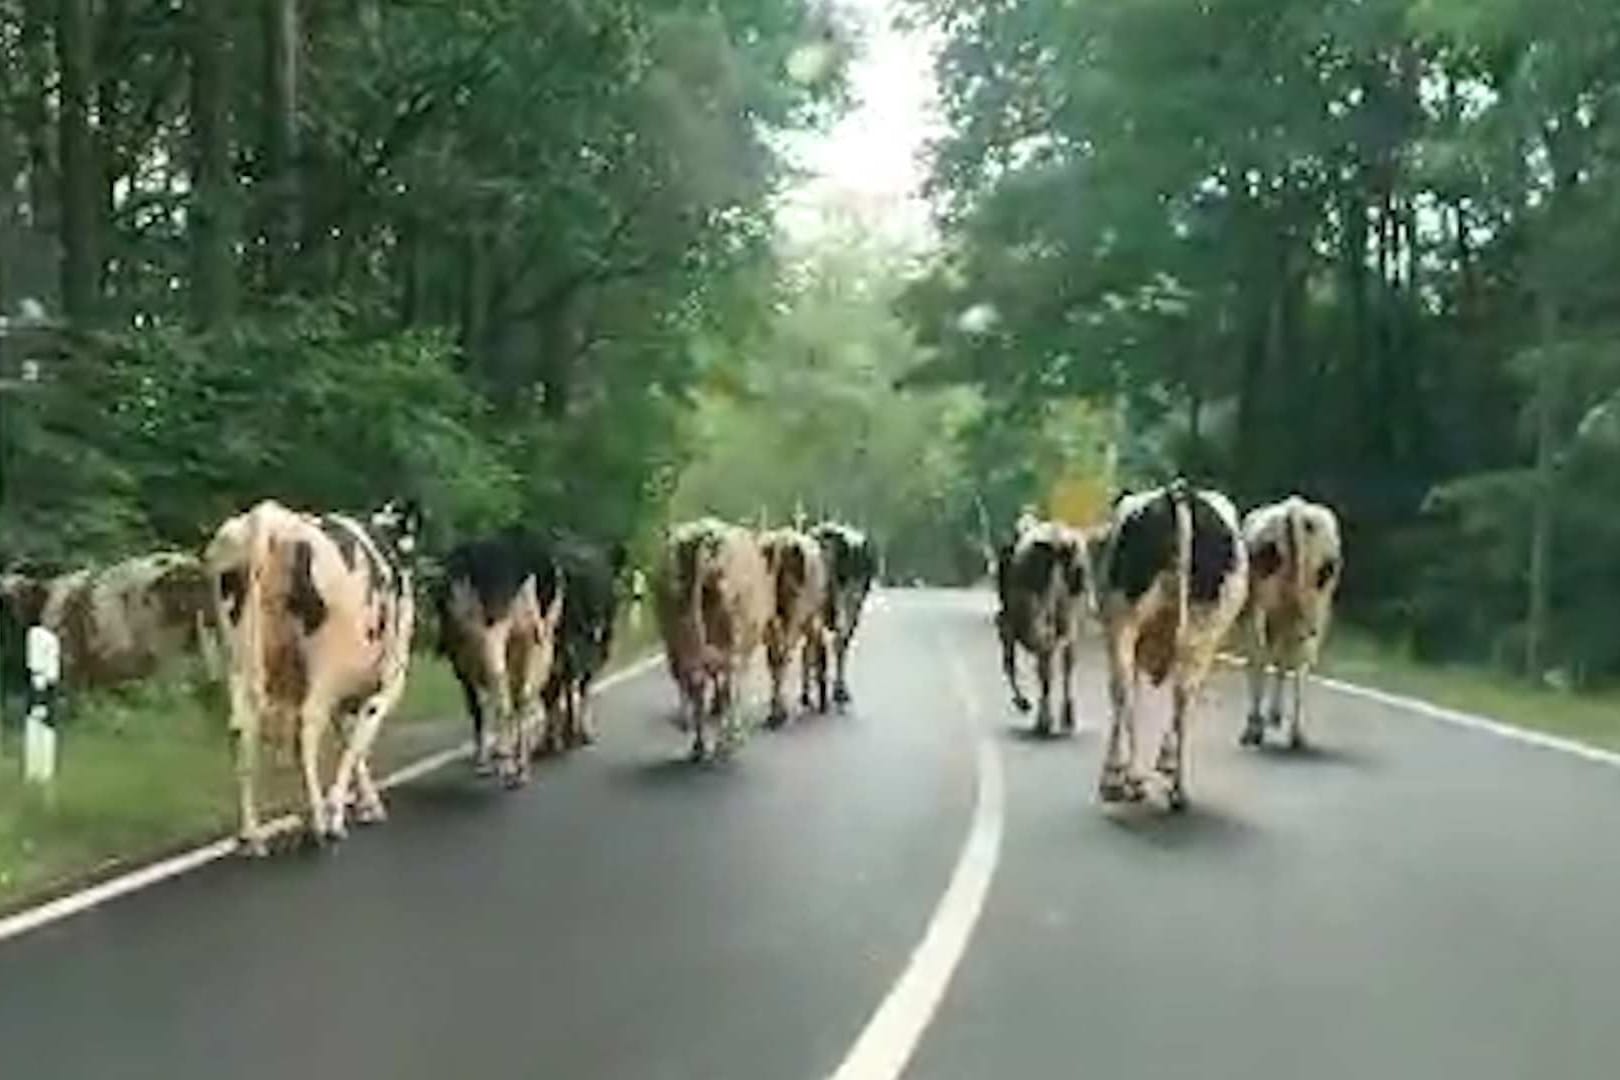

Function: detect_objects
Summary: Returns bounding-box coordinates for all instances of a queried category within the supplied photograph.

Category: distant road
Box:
[2,589,1617,1079]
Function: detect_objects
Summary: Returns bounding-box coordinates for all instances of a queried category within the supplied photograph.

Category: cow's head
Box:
[370,498,425,558]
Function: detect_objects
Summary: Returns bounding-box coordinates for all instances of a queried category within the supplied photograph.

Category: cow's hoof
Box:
[355,801,388,826]
[1288,730,1307,751]
[237,834,270,858]
[764,708,787,731]
[1098,771,1142,804]
[1060,705,1076,733]
[1011,694,1032,714]
[1239,721,1264,748]
[1034,718,1053,738]
[1165,787,1188,813]
[833,685,851,707]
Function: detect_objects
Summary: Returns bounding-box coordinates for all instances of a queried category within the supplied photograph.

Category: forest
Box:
[3,0,1619,688]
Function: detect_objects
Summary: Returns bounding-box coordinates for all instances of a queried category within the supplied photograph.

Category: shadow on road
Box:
[1250,740,1379,771]
[1001,724,1090,746]
[1101,801,1259,851]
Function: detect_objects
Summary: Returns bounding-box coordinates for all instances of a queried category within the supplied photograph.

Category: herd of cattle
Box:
[0,477,1339,855]
[997,481,1342,810]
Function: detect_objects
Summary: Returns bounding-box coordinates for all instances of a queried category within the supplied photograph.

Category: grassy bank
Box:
[0,614,659,913]
[1321,629,1620,753]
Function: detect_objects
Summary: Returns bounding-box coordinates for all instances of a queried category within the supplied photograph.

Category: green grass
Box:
[1321,628,1620,753]
[0,615,659,912]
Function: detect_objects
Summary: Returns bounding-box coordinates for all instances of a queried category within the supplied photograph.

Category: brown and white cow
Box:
[1239,495,1343,750]
[436,529,566,786]
[809,521,877,709]
[654,517,771,761]
[205,498,420,853]
[994,518,1093,737]
[1095,479,1248,811]
[0,552,213,691]
[758,527,829,726]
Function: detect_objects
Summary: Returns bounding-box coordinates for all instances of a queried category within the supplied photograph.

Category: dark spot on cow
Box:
[1187,496,1237,604]
[1316,558,1339,590]
[1302,517,1317,534]
[318,517,360,570]
[1251,541,1282,580]
[286,541,328,635]
[1107,497,1174,602]
[265,640,307,706]
[773,542,807,623]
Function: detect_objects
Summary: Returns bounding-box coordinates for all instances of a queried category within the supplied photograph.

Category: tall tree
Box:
[57,0,98,323]
[188,0,236,326]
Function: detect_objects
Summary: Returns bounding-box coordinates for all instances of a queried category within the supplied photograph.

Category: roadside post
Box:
[23,624,61,785]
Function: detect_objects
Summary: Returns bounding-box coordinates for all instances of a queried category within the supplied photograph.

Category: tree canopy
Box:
[902,0,1620,682]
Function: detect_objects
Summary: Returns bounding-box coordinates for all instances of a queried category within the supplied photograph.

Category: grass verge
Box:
[0,612,660,913]
[1320,628,1620,753]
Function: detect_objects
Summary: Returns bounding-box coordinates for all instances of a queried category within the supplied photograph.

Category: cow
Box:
[758,527,829,726]
[654,517,771,761]
[205,498,421,853]
[809,521,877,709]
[0,551,213,693]
[539,534,629,753]
[1238,495,1343,750]
[435,529,566,785]
[995,519,1093,737]
[1095,479,1248,811]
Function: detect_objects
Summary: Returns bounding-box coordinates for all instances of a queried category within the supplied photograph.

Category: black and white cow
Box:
[540,534,629,752]
[995,518,1093,736]
[809,521,877,709]
[1095,479,1248,811]
[436,529,565,786]
[205,498,422,853]
[1239,495,1343,749]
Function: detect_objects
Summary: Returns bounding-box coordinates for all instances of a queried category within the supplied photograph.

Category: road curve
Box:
[2,589,1618,1080]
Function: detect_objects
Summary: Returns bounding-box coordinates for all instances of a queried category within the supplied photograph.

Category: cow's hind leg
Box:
[1287,665,1308,750]
[832,633,853,708]
[1033,645,1054,736]
[297,701,332,843]
[233,728,268,857]
[460,669,495,776]
[1058,639,1077,734]
[1240,616,1267,747]
[1158,682,1192,812]
[999,611,1031,713]
[765,633,789,729]
[1098,631,1144,803]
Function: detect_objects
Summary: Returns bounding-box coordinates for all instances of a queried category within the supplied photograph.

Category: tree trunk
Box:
[190,0,237,327]
[20,0,57,246]
[57,0,99,324]
[97,0,128,301]
[261,0,300,290]
[1524,291,1559,679]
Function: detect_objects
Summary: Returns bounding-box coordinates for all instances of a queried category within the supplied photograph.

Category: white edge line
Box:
[1216,652,1620,769]
[827,646,1003,1080]
[0,653,663,945]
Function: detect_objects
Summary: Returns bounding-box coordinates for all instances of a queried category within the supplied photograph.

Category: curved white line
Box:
[827,648,1004,1080]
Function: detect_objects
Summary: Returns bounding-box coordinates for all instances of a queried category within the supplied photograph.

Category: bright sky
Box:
[775,0,944,252]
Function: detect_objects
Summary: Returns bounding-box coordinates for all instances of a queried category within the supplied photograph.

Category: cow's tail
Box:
[207,506,273,732]
[1167,478,1194,660]
[1286,496,1309,600]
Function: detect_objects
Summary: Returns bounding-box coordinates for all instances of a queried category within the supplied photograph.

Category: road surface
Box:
[2,589,1617,1079]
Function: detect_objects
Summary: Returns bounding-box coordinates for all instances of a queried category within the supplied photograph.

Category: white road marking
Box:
[1218,652,1620,769]
[0,654,663,945]
[827,645,1004,1080]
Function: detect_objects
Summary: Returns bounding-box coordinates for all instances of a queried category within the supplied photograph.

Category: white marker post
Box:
[23,624,61,785]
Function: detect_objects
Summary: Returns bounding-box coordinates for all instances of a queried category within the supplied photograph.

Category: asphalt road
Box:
[1,588,1617,1079]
